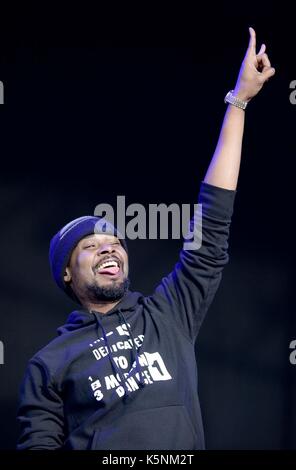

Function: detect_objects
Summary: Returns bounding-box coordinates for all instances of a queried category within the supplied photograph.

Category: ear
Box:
[64,266,72,283]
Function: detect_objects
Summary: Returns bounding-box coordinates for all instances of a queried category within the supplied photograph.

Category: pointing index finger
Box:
[248,27,256,55]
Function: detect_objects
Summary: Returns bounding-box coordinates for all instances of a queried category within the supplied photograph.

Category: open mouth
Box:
[94,258,121,277]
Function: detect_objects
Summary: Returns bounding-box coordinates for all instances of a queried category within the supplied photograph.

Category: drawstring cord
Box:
[118,309,145,387]
[93,311,130,398]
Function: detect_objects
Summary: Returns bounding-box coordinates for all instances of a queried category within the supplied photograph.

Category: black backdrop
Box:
[0,4,295,450]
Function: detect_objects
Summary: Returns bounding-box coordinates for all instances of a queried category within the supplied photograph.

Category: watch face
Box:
[224,92,246,109]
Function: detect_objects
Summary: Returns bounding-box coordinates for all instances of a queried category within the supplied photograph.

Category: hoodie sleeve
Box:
[148,182,236,341]
[17,357,65,450]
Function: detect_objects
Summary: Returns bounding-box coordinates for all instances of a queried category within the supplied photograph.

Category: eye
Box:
[84,243,96,249]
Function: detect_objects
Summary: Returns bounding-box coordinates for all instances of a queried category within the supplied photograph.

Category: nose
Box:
[98,243,115,255]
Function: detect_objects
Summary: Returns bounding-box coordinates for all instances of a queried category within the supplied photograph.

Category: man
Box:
[17,28,275,450]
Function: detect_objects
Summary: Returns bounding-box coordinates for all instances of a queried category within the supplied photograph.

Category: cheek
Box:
[74,253,94,279]
[123,255,129,276]
[123,264,129,277]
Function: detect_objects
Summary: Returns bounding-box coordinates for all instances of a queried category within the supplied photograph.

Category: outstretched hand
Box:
[233,27,275,103]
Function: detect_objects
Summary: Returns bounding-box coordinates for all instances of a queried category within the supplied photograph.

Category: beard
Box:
[85,277,130,302]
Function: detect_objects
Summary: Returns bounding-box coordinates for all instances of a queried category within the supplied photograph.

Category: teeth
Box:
[96,260,119,271]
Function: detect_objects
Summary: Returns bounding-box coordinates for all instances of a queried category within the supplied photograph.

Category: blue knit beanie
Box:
[49,216,128,300]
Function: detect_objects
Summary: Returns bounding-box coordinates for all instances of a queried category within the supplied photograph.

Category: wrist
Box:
[224,90,248,110]
[233,87,251,103]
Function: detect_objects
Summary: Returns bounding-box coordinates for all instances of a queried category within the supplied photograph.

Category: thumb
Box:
[257,43,266,55]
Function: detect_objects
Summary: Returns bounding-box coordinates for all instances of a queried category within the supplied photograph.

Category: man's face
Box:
[64,233,129,304]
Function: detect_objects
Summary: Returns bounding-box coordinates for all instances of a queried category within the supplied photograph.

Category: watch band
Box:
[224,90,248,110]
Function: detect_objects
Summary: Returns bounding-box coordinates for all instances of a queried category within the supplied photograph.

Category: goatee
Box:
[85,277,130,302]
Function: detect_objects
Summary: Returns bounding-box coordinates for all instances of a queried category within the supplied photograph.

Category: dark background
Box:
[0,4,295,450]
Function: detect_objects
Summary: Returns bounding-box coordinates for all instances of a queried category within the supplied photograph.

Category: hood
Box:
[57,290,143,335]
[57,289,146,393]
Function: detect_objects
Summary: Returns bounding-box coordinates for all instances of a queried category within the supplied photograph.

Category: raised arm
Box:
[204,27,275,190]
[148,28,275,341]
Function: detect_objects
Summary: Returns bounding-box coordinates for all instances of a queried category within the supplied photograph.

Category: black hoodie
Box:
[17,182,236,450]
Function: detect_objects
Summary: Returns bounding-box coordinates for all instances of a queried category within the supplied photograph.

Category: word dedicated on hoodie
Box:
[89,322,172,401]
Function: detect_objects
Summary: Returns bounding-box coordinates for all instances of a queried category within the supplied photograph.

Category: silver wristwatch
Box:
[224,90,248,110]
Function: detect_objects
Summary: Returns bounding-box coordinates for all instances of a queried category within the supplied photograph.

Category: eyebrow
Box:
[81,235,118,244]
